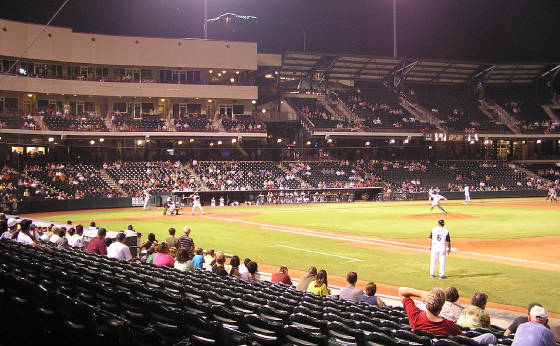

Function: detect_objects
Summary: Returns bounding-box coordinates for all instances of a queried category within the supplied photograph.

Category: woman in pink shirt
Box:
[152,242,175,267]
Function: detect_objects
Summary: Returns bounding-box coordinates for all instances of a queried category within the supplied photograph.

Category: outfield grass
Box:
[32,198,560,312]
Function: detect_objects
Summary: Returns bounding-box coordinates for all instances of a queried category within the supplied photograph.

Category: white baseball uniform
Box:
[191,194,205,215]
[464,186,470,203]
[430,193,447,213]
[143,190,151,210]
[430,225,450,277]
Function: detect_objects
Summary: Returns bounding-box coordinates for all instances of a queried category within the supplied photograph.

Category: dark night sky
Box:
[1,0,559,62]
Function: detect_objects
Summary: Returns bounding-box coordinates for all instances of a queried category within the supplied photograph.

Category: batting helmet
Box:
[438,219,445,226]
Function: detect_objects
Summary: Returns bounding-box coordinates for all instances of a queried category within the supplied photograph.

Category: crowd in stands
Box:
[1,214,557,345]
[43,114,107,131]
[0,113,40,130]
[221,114,265,133]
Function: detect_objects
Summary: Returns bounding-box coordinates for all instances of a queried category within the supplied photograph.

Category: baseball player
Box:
[429,219,451,279]
[219,196,225,207]
[142,189,152,210]
[546,186,557,203]
[464,185,471,204]
[429,192,448,213]
[190,191,205,215]
[210,197,216,207]
[428,187,434,205]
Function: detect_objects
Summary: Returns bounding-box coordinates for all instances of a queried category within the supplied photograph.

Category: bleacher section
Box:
[221,114,266,133]
[44,116,107,131]
[289,98,346,129]
[113,117,166,131]
[286,161,382,189]
[340,89,426,131]
[0,235,519,346]
[0,114,39,130]
[520,162,560,183]
[194,161,301,190]
[104,162,182,196]
[174,117,212,131]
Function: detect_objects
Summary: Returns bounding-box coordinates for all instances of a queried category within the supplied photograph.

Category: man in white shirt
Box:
[464,185,471,204]
[1,218,20,240]
[429,193,448,213]
[429,219,451,279]
[107,232,133,261]
[67,224,85,249]
[49,227,61,243]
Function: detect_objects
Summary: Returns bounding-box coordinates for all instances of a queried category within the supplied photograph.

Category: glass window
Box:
[5,98,18,110]
[85,102,95,112]
[113,103,126,113]
[233,105,244,115]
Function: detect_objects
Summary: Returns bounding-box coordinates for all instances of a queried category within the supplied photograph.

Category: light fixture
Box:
[160,98,165,102]
[306,141,311,145]
[365,141,370,146]
[27,94,33,98]
[231,138,237,143]
[404,139,409,144]
[235,71,240,74]
[48,137,54,142]
[148,96,151,99]
[73,94,77,97]
[327,138,333,143]
[390,139,396,144]
[537,139,542,144]
[277,138,282,143]
[251,100,256,104]
[137,140,143,145]
[265,74,273,79]
[210,142,214,146]
[261,109,267,113]
[189,138,194,143]
[470,140,475,144]
[230,78,235,83]
[99,138,104,142]
[178,140,183,145]
[146,138,150,143]
[428,145,433,150]
[90,140,95,145]
[217,73,222,77]
[208,99,212,103]
[217,140,222,145]
[484,139,489,145]
[222,70,226,74]
[292,141,296,145]
[209,70,213,74]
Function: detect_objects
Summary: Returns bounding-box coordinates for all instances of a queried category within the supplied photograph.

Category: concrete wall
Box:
[0,19,257,70]
[0,75,258,100]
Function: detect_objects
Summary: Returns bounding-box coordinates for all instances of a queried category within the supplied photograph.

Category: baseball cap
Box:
[7,217,21,228]
[438,219,445,226]
[530,306,548,320]
[127,225,133,230]
[527,302,542,313]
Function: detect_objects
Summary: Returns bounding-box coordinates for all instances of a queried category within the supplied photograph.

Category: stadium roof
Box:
[280,52,557,85]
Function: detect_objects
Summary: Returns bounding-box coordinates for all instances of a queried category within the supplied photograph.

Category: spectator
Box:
[440,287,463,323]
[13,219,35,246]
[55,228,70,249]
[204,249,216,270]
[512,306,556,346]
[88,221,97,232]
[169,246,178,258]
[166,227,179,249]
[49,227,61,244]
[152,242,175,267]
[174,248,194,272]
[296,266,317,291]
[0,213,6,237]
[107,232,133,261]
[238,257,250,275]
[228,255,241,278]
[457,291,491,329]
[360,281,386,307]
[398,286,496,344]
[339,271,363,303]
[87,228,108,256]
[142,233,158,251]
[307,269,330,296]
[177,226,194,259]
[68,224,84,248]
[192,247,204,269]
[212,252,228,276]
[241,261,259,282]
[0,217,19,240]
[505,302,548,335]
[271,266,293,286]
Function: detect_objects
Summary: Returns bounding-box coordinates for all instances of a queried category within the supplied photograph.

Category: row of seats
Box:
[44,116,107,131]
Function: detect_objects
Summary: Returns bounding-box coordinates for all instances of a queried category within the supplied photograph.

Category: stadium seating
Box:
[44,116,107,131]
[0,114,40,130]
[113,117,167,131]
[104,162,183,196]
[174,117,213,131]
[221,114,266,133]
[0,239,518,346]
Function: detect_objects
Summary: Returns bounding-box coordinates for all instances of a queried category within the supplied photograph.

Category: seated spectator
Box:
[49,227,61,244]
[174,248,194,272]
[296,266,317,291]
[55,228,70,249]
[307,269,330,296]
[141,233,158,252]
[457,291,491,329]
[13,219,35,246]
[271,266,293,286]
[204,249,216,269]
[169,246,177,258]
[178,226,194,259]
[1,217,20,240]
[228,255,241,278]
[238,257,250,275]
[212,251,228,276]
[68,224,84,248]
[87,228,108,256]
[152,242,175,267]
[166,227,179,249]
[512,306,556,346]
[339,271,363,303]
[192,247,205,269]
[440,287,463,323]
[107,232,133,261]
[241,261,259,282]
[360,281,386,307]
[505,302,549,335]
[398,286,496,344]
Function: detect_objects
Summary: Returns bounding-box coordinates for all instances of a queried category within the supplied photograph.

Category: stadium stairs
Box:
[99,169,128,196]
[479,100,520,133]
[398,96,446,132]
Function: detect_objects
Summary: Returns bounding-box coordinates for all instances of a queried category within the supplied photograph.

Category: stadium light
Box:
[277,138,282,143]
[160,98,165,102]
[48,137,54,142]
[537,139,542,144]
[251,100,256,104]
[178,140,183,145]
[390,139,396,144]
[262,109,267,114]
[90,140,95,145]
[222,70,226,74]
[190,138,195,143]
[230,78,235,83]
[99,138,104,142]
[27,93,33,98]
[217,140,222,145]
[306,141,311,145]
[231,138,237,143]
[137,140,143,145]
[428,145,433,150]
[235,71,240,74]
[209,70,213,74]
[327,138,333,143]
[404,138,409,144]
[365,141,370,146]
[210,142,214,146]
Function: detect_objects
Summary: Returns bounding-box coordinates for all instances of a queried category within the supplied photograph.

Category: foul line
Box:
[269,245,361,262]
[205,215,560,268]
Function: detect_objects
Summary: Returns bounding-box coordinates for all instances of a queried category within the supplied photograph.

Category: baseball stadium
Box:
[0,1,559,345]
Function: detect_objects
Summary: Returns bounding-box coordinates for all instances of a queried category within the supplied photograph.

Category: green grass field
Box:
[26,198,560,313]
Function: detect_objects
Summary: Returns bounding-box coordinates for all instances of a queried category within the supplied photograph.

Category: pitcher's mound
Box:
[403,212,478,220]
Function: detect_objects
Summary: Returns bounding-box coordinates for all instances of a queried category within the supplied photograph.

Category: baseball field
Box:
[22,197,560,314]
